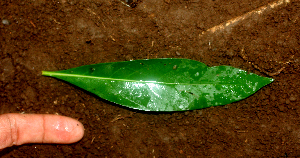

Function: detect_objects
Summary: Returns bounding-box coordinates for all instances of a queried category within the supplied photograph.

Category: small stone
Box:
[264,88,270,96]
[25,86,36,102]
[285,99,290,104]
[139,148,146,154]
[279,98,286,104]
[278,105,285,112]
[125,54,134,61]
[184,111,189,116]
[1,58,15,81]
[197,110,203,115]
[289,95,297,102]
[270,95,276,101]
[164,0,170,3]
[226,50,234,57]
[2,19,10,25]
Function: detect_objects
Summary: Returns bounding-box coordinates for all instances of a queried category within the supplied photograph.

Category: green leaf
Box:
[42,58,274,111]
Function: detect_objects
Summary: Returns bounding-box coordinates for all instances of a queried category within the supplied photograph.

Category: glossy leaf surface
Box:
[42,58,274,111]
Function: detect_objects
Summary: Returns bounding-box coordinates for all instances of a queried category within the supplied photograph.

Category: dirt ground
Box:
[1,0,300,157]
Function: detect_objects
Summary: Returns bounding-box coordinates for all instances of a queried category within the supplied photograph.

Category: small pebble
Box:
[197,110,203,115]
[184,111,189,116]
[270,95,276,101]
[1,58,15,81]
[279,98,286,104]
[2,19,10,25]
[289,95,297,102]
[125,54,134,61]
[164,0,170,3]
[278,105,285,112]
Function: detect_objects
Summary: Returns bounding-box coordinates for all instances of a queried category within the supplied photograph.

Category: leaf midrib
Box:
[42,71,240,86]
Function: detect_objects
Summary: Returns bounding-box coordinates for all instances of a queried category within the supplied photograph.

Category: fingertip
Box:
[69,119,85,143]
[43,115,84,144]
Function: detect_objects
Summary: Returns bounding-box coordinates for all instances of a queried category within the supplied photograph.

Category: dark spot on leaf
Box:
[140,63,144,65]
[186,91,194,95]
[183,91,199,98]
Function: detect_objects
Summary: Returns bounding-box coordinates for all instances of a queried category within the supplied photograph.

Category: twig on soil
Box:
[117,0,139,8]
[30,21,36,27]
[201,0,291,36]
[111,112,135,122]
[239,48,290,76]
[117,0,131,7]
[91,137,95,143]
[86,8,106,28]
[111,114,124,122]
[236,130,248,133]
[110,35,116,42]
[52,18,61,25]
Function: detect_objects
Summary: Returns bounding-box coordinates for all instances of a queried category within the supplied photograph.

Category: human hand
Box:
[0,113,84,150]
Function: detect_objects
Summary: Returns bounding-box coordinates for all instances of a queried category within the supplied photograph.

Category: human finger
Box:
[0,113,84,150]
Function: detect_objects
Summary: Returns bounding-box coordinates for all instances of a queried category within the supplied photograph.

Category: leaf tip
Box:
[268,77,275,83]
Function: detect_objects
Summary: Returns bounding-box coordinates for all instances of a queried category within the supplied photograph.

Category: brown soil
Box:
[1,0,300,157]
